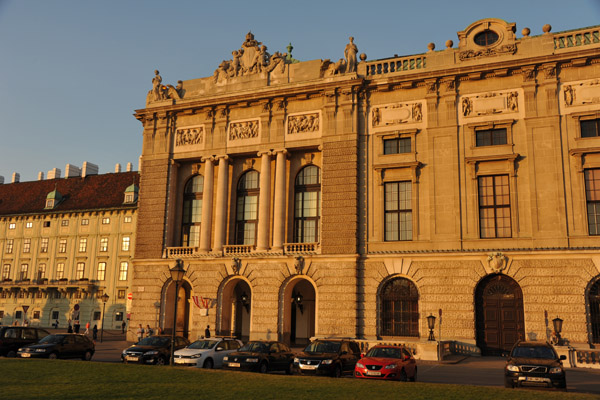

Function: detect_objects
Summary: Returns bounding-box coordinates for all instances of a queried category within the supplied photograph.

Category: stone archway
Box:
[162,280,191,338]
[219,278,251,342]
[475,274,525,355]
[280,278,316,346]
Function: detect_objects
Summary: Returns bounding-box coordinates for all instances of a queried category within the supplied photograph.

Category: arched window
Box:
[379,278,419,337]
[235,170,259,245]
[294,166,321,243]
[589,279,600,344]
[181,175,203,247]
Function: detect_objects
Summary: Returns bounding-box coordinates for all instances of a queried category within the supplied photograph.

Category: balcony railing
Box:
[554,27,600,49]
[284,243,319,254]
[366,55,427,76]
[164,242,320,258]
[223,245,255,256]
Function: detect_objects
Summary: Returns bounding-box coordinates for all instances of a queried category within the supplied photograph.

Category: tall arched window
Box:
[181,175,203,247]
[294,166,321,243]
[379,277,419,337]
[589,279,600,344]
[235,170,259,245]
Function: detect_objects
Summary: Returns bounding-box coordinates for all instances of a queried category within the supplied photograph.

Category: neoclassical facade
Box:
[0,168,138,330]
[131,20,600,355]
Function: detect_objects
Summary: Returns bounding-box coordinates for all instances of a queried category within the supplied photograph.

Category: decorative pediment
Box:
[457,19,517,61]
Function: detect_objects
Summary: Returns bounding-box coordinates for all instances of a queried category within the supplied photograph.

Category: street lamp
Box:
[240,292,250,313]
[427,314,436,341]
[100,293,109,343]
[292,292,304,314]
[553,316,564,345]
[169,259,186,366]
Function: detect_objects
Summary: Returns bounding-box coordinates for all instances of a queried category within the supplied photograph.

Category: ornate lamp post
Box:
[100,293,109,343]
[240,292,250,313]
[293,292,304,314]
[427,314,436,341]
[169,259,186,366]
[553,316,564,345]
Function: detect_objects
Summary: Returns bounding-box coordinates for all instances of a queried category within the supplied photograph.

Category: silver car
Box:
[173,337,243,368]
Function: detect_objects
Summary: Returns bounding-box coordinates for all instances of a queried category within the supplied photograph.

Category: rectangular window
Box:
[61,220,69,227]
[581,119,600,138]
[117,290,126,300]
[384,182,413,241]
[585,169,600,235]
[102,217,110,225]
[78,238,87,252]
[100,237,108,252]
[5,239,14,254]
[81,218,89,226]
[478,175,512,238]
[115,311,124,321]
[20,264,29,280]
[37,264,46,280]
[96,289,104,299]
[15,311,22,319]
[2,264,10,280]
[58,239,67,253]
[383,138,411,154]
[43,221,50,228]
[56,263,65,280]
[23,238,31,253]
[0,311,4,319]
[8,223,15,230]
[26,222,33,229]
[33,311,41,319]
[121,236,130,251]
[51,311,59,320]
[40,238,49,253]
[475,128,507,147]
[97,262,106,281]
[119,262,128,281]
[76,262,85,280]
[124,216,132,223]
[93,311,101,321]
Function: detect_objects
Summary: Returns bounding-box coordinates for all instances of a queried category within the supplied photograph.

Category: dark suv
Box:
[294,339,362,377]
[504,341,567,390]
[0,326,50,357]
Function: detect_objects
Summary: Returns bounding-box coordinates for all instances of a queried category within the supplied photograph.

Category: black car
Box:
[121,335,190,365]
[0,326,50,357]
[294,339,362,377]
[17,333,95,360]
[504,341,567,390]
[223,341,295,374]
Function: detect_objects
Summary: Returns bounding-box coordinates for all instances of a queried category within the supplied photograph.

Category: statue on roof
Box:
[146,70,183,105]
[344,36,358,73]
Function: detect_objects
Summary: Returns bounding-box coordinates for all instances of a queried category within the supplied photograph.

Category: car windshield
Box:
[238,342,268,353]
[304,341,341,354]
[187,340,217,350]
[365,347,403,359]
[512,346,556,359]
[38,335,64,344]
[137,336,170,346]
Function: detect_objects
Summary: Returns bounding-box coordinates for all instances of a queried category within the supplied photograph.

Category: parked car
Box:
[174,337,243,368]
[223,341,295,374]
[17,333,94,360]
[294,339,362,377]
[121,335,190,365]
[0,326,50,357]
[354,345,417,381]
[504,341,567,390]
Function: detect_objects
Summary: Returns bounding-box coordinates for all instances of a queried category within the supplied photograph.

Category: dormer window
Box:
[124,193,135,203]
[45,199,56,208]
[474,30,499,46]
[123,183,139,204]
[45,188,63,209]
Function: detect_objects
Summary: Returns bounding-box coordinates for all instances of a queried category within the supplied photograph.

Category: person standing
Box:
[205,325,211,338]
[121,320,126,334]
[146,324,154,337]
[67,320,73,333]
[92,324,98,341]
[136,324,144,342]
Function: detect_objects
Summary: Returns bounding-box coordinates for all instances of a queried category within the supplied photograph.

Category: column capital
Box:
[201,155,216,163]
[216,155,230,161]
[257,150,274,157]
[273,148,288,156]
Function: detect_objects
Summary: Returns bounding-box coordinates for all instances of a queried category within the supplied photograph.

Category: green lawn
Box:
[0,359,596,400]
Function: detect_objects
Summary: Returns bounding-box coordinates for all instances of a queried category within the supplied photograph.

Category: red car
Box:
[354,345,417,381]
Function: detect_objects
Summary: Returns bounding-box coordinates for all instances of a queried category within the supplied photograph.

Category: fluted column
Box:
[213,156,229,252]
[256,151,272,250]
[272,149,287,250]
[199,157,215,252]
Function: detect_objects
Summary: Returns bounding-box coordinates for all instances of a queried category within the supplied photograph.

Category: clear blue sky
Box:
[1,0,599,182]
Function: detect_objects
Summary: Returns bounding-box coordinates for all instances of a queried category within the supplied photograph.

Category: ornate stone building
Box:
[131,20,600,355]
[0,165,138,330]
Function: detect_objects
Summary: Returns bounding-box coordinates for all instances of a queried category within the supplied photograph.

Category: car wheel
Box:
[333,365,342,378]
[399,369,408,382]
[409,367,417,382]
[285,362,293,375]
[48,352,58,360]
[6,351,16,358]
[82,351,93,361]
[504,378,514,388]
[155,356,167,366]
[203,358,214,369]
[259,361,268,374]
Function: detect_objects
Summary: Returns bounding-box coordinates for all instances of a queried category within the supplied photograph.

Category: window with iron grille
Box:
[384,181,413,241]
[181,175,203,247]
[380,278,419,337]
[476,128,507,147]
[294,166,321,243]
[585,169,600,235]
[235,170,259,245]
[478,175,511,238]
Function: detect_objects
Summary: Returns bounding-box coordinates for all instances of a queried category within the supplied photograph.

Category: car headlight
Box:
[246,358,259,363]
[384,364,397,369]
[35,348,47,353]
[356,362,364,368]
[18,348,24,352]
[223,356,229,361]
[144,350,159,356]
[506,365,519,372]
[322,359,333,365]
[190,354,203,359]
[122,350,127,355]
[549,367,563,374]
[293,357,299,363]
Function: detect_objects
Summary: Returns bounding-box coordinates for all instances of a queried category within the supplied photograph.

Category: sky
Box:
[1,0,599,183]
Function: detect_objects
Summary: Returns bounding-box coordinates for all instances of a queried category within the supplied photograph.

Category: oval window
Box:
[474,30,499,46]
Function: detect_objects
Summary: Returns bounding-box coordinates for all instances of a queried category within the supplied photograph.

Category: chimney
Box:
[64,164,81,178]
[12,172,20,183]
[138,155,142,173]
[115,163,121,173]
[38,172,45,181]
[0,176,4,184]
[47,168,61,179]
[126,162,133,172]
[82,161,99,177]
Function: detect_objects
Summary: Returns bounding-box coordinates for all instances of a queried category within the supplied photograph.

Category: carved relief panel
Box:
[227,118,261,147]
[458,89,524,125]
[369,101,426,133]
[285,111,322,141]
[173,125,205,153]
[559,79,600,115]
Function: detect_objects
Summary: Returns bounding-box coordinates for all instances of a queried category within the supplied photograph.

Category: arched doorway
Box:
[378,277,419,338]
[162,280,191,338]
[281,278,316,346]
[219,279,251,342]
[475,274,524,355]
[587,278,600,344]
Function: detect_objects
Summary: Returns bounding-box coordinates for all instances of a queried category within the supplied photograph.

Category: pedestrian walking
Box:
[92,324,98,340]
[136,324,144,342]
[84,321,90,335]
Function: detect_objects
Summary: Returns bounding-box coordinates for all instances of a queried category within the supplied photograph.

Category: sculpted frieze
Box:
[229,120,259,141]
[461,91,519,117]
[175,126,204,147]
[287,113,320,134]
[371,102,423,128]
[459,44,517,61]
[562,79,600,107]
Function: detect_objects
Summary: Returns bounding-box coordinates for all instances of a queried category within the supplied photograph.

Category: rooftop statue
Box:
[344,36,358,73]
[146,70,183,105]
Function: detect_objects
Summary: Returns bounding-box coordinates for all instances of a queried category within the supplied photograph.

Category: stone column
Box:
[256,151,272,251]
[272,149,287,251]
[199,157,215,252]
[213,156,229,253]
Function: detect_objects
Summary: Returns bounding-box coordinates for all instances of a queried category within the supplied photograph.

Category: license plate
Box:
[300,365,317,370]
[126,356,139,362]
[21,353,31,358]
[366,371,381,376]
[174,359,187,364]
[526,377,545,382]
[229,362,240,368]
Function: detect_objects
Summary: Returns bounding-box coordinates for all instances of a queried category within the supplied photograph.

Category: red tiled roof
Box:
[0,172,139,216]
